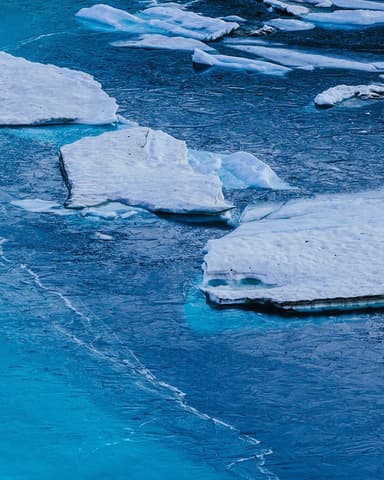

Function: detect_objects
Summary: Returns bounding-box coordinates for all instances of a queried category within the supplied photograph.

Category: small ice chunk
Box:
[0,52,118,126]
[76,4,239,41]
[266,18,315,31]
[201,190,384,313]
[315,83,384,107]
[221,15,247,22]
[93,232,114,240]
[227,43,384,72]
[192,48,291,76]
[111,34,215,51]
[60,128,232,214]
[305,9,384,28]
[263,0,310,16]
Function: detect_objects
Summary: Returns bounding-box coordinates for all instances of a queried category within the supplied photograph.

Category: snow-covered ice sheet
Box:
[60,128,232,214]
[76,4,239,41]
[192,49,291,76]
[262,0,310,15]
[226,42,384,72]
[111,34,214,52]
[266,18,315,31]
[331,0,384,10]
[201,190,384,313]
[315,84,384,106]
[305,9,384,28]
[0,52,118,126]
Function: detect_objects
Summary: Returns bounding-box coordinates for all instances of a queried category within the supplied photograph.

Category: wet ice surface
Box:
[1,1,384,480]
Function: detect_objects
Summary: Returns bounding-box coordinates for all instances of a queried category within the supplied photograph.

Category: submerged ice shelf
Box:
[111,34,215,52]
[0,52,118,126]
[201,190,384,313]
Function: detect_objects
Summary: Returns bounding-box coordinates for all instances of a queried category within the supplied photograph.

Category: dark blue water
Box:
[1,1,384,479]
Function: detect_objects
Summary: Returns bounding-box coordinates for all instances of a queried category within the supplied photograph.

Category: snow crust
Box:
[0,52,118,126]
[201,190,384,313]
[76,4,239,41]
[60,128,232,214]
[315,84,384,106]
[192,49,291,76]
[112,34,214,51]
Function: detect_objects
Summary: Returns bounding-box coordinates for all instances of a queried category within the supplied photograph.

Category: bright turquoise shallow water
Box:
[1,1,384,479]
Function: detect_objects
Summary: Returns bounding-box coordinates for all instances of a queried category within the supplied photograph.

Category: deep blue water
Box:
[1,1,384,479]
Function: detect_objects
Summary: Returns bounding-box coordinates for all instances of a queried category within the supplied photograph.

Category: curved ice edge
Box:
[202,288,384,315]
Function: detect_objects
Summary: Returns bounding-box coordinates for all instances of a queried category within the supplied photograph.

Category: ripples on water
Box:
[0,1,383,479]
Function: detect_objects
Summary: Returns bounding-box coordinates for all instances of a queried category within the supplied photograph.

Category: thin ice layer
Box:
[112,34,215,52]
[76,4,239,41]
[315,84,384,106]
[201,190,384,312]
[0,52,118,126]
[192,49,291,76]
[60,128,232,214]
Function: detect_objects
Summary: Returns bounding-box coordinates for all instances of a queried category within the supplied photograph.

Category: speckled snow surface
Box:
[201,190,384,313]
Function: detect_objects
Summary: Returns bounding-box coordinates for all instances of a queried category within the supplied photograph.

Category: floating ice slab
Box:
[315,83,384,107]
[60,128,232,214]
[331,0,384,10]
[263,0,310,15]
[305,9,384,28]
[201,190,384,313]
[266,18,315,31]
[0,52,118,126]
[227,42,384,72]
[111,34,214,52]
[76,4,239,41]
[192,49,291,76]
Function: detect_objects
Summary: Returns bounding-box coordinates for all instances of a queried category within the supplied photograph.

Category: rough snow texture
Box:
[112,34,214,52]
[201,190,384,313]
[192,49,291,76]
[0,52,118,126]
[226,41,384,72]
[315,84,384,107]
[76,4,239,41]
[60,128,232,214]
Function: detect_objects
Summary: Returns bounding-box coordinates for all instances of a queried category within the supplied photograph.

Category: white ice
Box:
[111,34,215,51]
[305,9,384,28]
[262,0,310,15]
[60,127,232,214]
[76,4,239,41]
[192,48,291,76]
[201,190,384,313]
[226,41,384,72]
[0,52,118,126]
[266,18,315,31]
[315,83,384,107]
[331,0,384,10]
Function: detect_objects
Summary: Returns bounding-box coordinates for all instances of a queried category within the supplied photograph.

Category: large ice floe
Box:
[225,40,384,72]
[315,84,384,107]
[192,49,291,76]
[60,127,232,214]
[305,9,384,28]
[0,52,118,126]
[111,34,214,52]
[76,4,239,41]
[201,190,384,313]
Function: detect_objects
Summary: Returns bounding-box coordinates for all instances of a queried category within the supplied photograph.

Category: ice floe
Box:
[111,34,214,51]
[331,0,384,10]
[60,127,232,214]
[314,83,384,107]
[226,41,384,72]
[192,48,291,76]
[266,18,315,31]
[262,0,310,15]
[0,52,118,126]
[76,4,239,41]
[201,190,384,313]
[305,9,384,28]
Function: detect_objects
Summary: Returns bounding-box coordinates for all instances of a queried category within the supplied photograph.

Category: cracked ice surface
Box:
[0,52,118,126]
[60,127,232,214]
[201,190,384,313]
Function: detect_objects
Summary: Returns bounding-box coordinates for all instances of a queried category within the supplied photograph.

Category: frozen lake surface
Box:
[1,1,384,479]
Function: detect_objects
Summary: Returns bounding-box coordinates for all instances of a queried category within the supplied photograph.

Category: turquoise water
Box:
[1,1,384,479]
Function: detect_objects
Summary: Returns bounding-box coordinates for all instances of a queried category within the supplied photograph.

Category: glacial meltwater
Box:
[0,1,383,479]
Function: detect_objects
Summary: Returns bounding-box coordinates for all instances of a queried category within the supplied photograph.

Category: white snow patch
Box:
[0,52,118,126]
[60,127,232,214]
[111,34,214,51]
[201,190,384,313]
[192,48,291,76]
[315,83,384,107]
[76,4,239,41]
